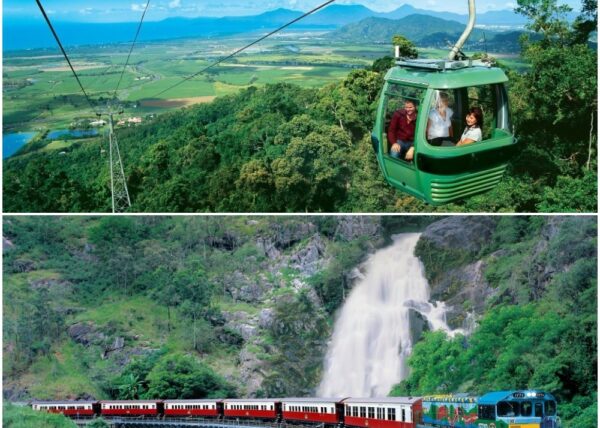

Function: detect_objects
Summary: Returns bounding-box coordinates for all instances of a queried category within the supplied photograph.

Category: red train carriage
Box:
[343,397,423,428]
[163,399,222,417]
[222,399,280,420]
[281,397,346,425]
[32,401,96,417]
[100,400,161,417]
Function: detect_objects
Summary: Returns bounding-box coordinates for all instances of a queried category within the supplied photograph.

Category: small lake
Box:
[46,129,99,139]
[3,132,37,159]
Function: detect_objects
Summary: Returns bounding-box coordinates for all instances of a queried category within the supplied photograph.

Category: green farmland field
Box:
[3,31,521,134]
[3,33,392,133]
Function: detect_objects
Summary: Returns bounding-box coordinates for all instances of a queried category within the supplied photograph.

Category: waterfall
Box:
[317,233,462,397]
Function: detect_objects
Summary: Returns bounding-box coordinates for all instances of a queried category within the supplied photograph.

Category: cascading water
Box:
[318,233,462,397]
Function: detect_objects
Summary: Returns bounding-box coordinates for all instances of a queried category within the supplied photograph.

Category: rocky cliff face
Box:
[414,216,577,330]
[219,217,383,396]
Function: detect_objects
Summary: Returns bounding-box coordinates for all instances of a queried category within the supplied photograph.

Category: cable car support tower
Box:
[102,107,131,213]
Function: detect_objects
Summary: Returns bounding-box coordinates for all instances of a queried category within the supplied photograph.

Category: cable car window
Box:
[497,401,520,417]
[426,90,456,147]
[384,84,425,159]
[428,84,511,147]
[520,401,532,416]
[546,401,557,416]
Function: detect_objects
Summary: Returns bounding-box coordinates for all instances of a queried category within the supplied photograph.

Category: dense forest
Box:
[3,216,597,427]
[3,0,597,213]
[391,216,597,427]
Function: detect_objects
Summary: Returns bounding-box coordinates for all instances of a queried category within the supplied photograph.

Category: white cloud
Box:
[169,0,181,8]
[131,2,148,12]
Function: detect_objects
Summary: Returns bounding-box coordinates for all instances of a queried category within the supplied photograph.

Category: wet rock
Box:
[420,216,497,254]
[429,259,495,329]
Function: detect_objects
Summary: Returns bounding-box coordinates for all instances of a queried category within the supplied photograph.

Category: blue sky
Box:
[4,0,582,22]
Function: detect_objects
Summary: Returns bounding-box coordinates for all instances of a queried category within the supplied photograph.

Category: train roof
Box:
[163,399,221,403]
[281,397,348,403]
[32,400,96,405]
[222,398,281,402]
[343,397,421,405]
[478,390,555,405]
[100,400,161,403]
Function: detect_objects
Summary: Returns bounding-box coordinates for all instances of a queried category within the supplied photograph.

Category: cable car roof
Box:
[385,65,508,90]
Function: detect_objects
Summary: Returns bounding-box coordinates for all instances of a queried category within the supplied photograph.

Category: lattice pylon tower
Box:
[108,113,132,213]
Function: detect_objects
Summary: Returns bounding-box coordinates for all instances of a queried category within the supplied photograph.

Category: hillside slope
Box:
[3,216,596,428]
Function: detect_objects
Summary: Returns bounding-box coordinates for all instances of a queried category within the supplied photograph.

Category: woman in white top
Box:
[427,91,453,146]
[457,107,483,146]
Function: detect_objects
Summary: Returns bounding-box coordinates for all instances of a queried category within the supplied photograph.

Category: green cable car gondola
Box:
[371,0,518,205]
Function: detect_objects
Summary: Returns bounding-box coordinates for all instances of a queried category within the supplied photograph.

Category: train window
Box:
[546,401,557,416]
[360,407,366,418]
[387,408,396,421]
[520,401,532,416]
[377,408,384,419]
[497,401,520,417]
[478,405,495,419]
[401,409,406,422]
[368,407,375,419]
[535,402,543,417]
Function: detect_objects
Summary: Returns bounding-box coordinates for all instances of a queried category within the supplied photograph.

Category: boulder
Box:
[420,216,497,254]
[68,322,106,346]
[288,234,325,276]
[334,217,382,241]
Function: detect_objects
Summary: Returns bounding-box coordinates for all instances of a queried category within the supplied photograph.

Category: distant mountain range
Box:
[329,14,534,53]
[2,3,569,51]
[331,14,487,43]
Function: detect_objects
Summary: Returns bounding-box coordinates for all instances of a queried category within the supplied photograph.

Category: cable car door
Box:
[375,82,428,200]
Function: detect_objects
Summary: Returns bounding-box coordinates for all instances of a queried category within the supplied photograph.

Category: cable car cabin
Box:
[100,400,161,417]
[163,399,222,418]
[477,390,559,428]
[222,399,280,420]
[421,395,479,427]
[32,401,97,417]
[281,397,345,425]
[343,397,423,428]
[372,59,517,205]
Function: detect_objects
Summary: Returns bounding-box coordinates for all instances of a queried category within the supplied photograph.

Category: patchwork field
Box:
[3,32,391,133]
[3,31,522,134]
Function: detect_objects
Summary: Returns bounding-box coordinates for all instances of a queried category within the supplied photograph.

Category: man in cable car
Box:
[387,99,417,161]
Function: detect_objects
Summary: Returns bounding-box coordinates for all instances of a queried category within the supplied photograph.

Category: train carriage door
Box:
[336,402,346,424]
